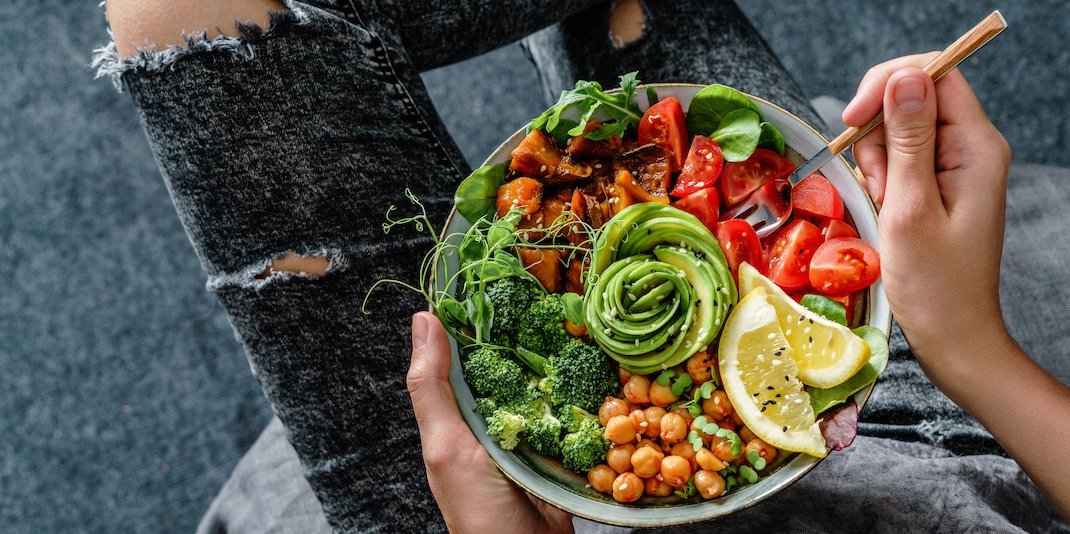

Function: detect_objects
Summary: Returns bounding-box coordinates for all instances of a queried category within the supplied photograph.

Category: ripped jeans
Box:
[95,1,1009,531]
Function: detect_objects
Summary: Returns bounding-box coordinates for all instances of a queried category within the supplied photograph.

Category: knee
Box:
[106,0,285,57]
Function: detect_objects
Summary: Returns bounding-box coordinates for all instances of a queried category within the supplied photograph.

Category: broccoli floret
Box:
[557,404,599,433]
[560,418,610,473]
[462,348,528,401]
[541,342,619,413]
[486,278,539,345]
[525,403,564,457]
[473,397,499,419]
[516,293,571,358]
[486,409,527,451]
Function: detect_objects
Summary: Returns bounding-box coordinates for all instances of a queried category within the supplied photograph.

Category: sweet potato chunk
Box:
[495,177,543,218]
[510,130,561,178]
[565,256,586,294]
[614,144,670,200]
[518,247,563,293]
[566,121,623,159]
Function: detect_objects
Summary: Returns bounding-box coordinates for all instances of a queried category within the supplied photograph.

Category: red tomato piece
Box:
[819,219,858,241]
[673,188,720,233]
[791,174,844,220]
[714,219,763,279]
[638,97,689,171]
[721,148,794,206]
[764,220,823,290]
[809,237,881,294]
[670,136,725,197]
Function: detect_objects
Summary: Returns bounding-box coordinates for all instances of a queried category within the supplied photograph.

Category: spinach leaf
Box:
[711,109,762,162]
[561,292,585,326]
[809,326,889,414]
[686,84,762,136]
[758,121,786,155]
[454,164,506,224]
[437,297,469,327]
[799,294,848,326]
[529,72,642,142]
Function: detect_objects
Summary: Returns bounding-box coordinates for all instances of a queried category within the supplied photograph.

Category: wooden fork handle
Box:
[826,10,1007,155]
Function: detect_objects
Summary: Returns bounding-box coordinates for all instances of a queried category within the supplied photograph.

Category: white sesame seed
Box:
[640,421,648,428]
[757,354,765,362]
[619,483,629,491]
[725,242,732,250]
[785,329,792,336]
[772,359,781,366]
[804,327,811,334]
[767,333,776,339]
[540,165,547,173]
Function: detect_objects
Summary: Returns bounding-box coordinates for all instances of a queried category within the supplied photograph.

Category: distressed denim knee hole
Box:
[257,253,331,279]
[609,0,646,48]
[208,248,348,291]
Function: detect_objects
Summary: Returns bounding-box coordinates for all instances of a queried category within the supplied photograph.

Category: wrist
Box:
[913,326,1022,403]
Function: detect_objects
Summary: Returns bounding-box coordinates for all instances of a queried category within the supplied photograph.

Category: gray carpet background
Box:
[1,1,1066,532]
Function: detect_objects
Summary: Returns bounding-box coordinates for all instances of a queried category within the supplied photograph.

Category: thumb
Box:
[882,67,942,214]
[406,312,480,451]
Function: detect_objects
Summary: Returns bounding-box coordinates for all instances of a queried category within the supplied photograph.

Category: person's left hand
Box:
[407,311,574,533]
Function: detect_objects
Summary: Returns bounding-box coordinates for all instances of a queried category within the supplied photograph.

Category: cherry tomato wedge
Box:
[639,97,689,171]
[764,220,823,290]
[809,237,881,294]
[672,188,720,233]
[714,219,763,279]
[790,291,855,324]
[819,219,858,241]
[791,174,844,220]
[670,136,724,197]
[721,148,794,206]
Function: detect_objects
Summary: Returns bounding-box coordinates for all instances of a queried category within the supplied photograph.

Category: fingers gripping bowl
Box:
[396,81,890,526]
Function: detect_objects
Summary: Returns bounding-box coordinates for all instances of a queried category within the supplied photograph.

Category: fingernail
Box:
[412,313,429,349]
[893,75,926,112]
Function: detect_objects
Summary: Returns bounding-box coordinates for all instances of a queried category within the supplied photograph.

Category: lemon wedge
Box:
[718,287,826,457]
[737,262,870,388]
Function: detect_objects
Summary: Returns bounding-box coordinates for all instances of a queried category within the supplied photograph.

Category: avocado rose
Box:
[585,204,737,374]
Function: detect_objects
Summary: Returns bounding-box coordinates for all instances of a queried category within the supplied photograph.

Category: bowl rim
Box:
[428,82,892,527]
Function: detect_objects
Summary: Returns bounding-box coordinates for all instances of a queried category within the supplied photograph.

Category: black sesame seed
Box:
[647,229,652,235]
[774,351,782,356]
[809,336,813,343]
[769,401,777,405]
[809,318,814,324]
[761,407,767,412]
[753,393,759,397]
[766,386,774,390]
[762,400,771,406]
[695,300,701,307]
[775,394,781,398]
[782,426,788,432]
[784,375,789,381]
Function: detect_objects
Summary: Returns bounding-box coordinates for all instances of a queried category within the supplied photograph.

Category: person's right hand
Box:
[842,53,1013,374]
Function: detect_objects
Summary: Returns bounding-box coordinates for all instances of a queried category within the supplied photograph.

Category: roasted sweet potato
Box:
[510,130,561,178]
[566,121,623,159]
[546,156,594,186]
[614,144,671,200]
[495,177,543,219]
[565,256,586,295]
[518,247,563,293]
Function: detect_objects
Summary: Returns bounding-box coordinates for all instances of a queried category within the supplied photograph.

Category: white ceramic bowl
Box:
[439,84,891,527]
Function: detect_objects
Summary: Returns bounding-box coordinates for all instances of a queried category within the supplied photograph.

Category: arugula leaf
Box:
[686,83,762,136]
[561,292,585,326]
[711,109,762,162]
[809,326,890,414]
[758,121,786,155]
[454,164,506,224]
[529,72,642,142]
[800,294,848,326]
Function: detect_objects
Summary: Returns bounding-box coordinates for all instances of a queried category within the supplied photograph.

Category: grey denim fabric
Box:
[95,0,1067,532]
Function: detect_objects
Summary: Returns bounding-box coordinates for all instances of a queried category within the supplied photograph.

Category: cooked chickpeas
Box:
[695,447,727,472]
[629,409,649,434]
[606,443,636,474]
[648,381,679,407]
[588,464,616,494]
[694,470,726,499]
[739,425,757,444]
[642,407,666,438]
[686,351,714,384]
[604,415,637,444]
[644,476,675,497]
[623,375,652,405]
[636,438,660,450]
[702,390,733,420]
[660,455,692,487]
[671,441,699,471]
[630,445,664,478]
[612,472,644,503]
[659,412,688,444]
[713,437,742,462]
[599,396,630,426]
[671,407,694,428]
[746,438,777,466]
[618,366,633,386]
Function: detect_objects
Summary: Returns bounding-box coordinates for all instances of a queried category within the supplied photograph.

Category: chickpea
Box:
[618,366,633,386]
[694,470,726,499]
[612,472,644,503]
[717,418,736,431]
[599,397,630,426]
[659,412,688,444]
[645,476,675,497]
[702,390,733,420]
[629,409,649,435]
[745,438,778,467]
[671,407,694,428]
[739,425,757,444]
[713,437,742,462]
[671,440,699,471]
[689,417,714,445]
[686,351,714,384]
[636,438,660,450]
[660,455,692,487]
[604,415,637,444]
[606,443,636,474]
[622,374,651,405]
[587,464,616,494]
[642,407,666,438]
[648,381,679,407]
[630,445,665,478]
[695,447,727,472]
